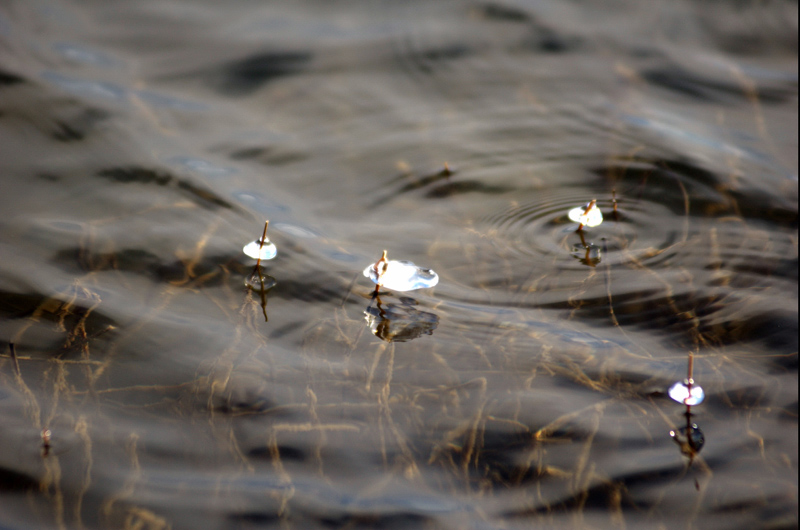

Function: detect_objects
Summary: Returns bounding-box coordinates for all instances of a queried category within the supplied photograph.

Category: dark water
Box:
[0,1,797,529]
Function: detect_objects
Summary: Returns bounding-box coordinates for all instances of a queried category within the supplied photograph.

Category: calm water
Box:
[0,1,797,529]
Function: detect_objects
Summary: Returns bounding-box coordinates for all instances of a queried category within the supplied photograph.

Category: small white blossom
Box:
[363,250,439,291]
[568,199,603,228]
[668,379,705,406]
[243,238,277,260]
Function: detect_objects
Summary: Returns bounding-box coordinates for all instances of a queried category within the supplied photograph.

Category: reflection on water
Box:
[0,0,796,529]
[245,268,277,323]
[364,294,439,343]
[571,230,603,267]
[671,418,706,461]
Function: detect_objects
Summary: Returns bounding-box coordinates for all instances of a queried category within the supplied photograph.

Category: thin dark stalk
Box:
[254,220,269,271]
[9,343,20,377]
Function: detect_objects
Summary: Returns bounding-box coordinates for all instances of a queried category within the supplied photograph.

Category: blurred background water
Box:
[0,1,797,529]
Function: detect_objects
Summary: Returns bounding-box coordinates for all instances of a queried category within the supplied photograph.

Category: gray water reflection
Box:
[364,295,439,342]
[0,1,796,529]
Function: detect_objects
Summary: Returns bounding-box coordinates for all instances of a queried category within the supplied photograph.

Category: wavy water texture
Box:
[0,1,796,530]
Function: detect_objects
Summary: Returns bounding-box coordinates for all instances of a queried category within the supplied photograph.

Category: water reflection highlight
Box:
[364,294,439,342]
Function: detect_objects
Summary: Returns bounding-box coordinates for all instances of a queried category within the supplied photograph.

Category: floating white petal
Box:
[568,201,603,227]
[363,259,438,291]
[668,379,705,406]
[243,238,277,260]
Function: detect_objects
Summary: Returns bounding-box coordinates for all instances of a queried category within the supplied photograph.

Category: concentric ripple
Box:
[480,190,685,269]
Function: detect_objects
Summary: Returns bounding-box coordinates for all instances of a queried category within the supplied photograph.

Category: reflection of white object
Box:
[568,200,603,227]
[243,238,277,260]
[668,379,705,406]
[571,243,601,265]
[363,251,438,291]
[244,271,277,290]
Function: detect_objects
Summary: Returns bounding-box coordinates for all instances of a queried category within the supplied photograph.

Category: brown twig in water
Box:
[9,343,21,377]
[602,238,621,328]
[372,250,389,292]
[246,221,272,306]
[686,350,695,416]
[252,220,270,273]
[441,162,453,177]
[41,428,52,457]
[612,188,619,220]
[575,199,597,232]
[256,271,268,322]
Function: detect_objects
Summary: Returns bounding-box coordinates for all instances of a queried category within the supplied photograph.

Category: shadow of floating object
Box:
[248,443,306,463]
[518,25,580,54]
[214,51,312,96]
[96,166,234,210]
[534,287,796,352]
[375,166,513,203]
[474,4,580,52]
[475,3,533,23]
[596,156,797,229]
[394,165,455,195]
[207,384,275,416]
[0,69,26,86]
[0,465,40,492]
[425,180,512,199]
[364,295,438,343]
[592,157,726,218]
[500,462,687,518]
[51,246,252,289]
[0,291,116,357]
[371,164,456,208]
[45,108,110,143]
[642,64,795,104]
[97,166,171,185]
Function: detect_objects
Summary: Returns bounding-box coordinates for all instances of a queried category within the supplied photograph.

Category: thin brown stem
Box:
[9,343,21,377]
[373,250,388,289]
[248,220,270,287]
[254,220,270,270]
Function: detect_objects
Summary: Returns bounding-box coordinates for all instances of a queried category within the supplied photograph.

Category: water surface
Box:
[0,1,797,529]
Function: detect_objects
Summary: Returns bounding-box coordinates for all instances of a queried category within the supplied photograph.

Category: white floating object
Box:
[243,238,277,260]
[363,250,439,291]
[568,199,603,228]
[668,379,705,406]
